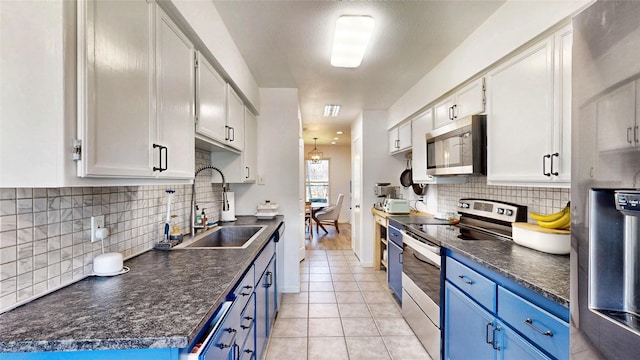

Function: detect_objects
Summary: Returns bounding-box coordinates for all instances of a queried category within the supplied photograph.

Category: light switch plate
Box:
[91,215,105,243]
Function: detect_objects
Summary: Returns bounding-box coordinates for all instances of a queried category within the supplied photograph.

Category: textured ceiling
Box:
[213,1,505,145]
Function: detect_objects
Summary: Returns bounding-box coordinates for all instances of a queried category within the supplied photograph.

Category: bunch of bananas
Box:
[529,202,571,229]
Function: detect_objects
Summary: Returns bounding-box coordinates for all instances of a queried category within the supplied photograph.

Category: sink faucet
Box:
[191,166,229,236]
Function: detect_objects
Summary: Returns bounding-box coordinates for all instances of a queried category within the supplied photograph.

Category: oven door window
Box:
[403,245,441,306]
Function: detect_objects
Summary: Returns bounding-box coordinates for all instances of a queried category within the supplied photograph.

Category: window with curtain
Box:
[306,159,329,202]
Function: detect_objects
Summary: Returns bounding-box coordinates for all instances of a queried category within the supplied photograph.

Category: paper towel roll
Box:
[221,192,236,222]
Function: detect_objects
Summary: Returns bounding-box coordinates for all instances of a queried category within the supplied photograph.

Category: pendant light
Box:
[309,138,323,164]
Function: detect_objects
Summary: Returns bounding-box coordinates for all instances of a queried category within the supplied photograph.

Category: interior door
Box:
[352,137,362,260]
[299,137,306,262]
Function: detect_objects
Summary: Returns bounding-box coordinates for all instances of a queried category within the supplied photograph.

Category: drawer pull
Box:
[217,328,237,349]
[524,318,553,337]
[241,316,254,329]
[485,322,494,345]
[492,326,501,350]
[458,275,474,285]
[240,285,253,296]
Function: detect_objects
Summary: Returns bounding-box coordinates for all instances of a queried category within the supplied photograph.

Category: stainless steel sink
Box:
[175,225,266,249]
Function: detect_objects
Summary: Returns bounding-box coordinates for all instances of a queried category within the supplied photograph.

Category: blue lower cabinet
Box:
[444,252,568,360]
[387,239,403,301]
[444,282,496,360]
[1,348,179,360]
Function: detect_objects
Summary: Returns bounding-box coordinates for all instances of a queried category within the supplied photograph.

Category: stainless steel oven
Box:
[400,227,443,360]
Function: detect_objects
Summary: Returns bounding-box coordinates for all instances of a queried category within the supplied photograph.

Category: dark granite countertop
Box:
[390,215,570,307]
[0,216,284,353]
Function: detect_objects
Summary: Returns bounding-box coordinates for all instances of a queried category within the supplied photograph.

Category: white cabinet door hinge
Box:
[72,139,82,161]
[194,52,199,69]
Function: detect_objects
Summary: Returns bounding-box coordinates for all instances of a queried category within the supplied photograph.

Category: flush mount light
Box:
[323,104,341,117]
[331,141,337,145]
[334,137,339,140]
[330,15,374,68]
[336,131,343,135]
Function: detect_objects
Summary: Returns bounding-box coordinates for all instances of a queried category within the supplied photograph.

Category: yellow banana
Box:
[529,207,567,222]
[537,211,571,229]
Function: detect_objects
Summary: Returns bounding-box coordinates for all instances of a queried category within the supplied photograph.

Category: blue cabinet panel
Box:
[444,282,496,360]
[446,257,497,313]
[1,348,179,360]
[387,239,403,301]
[497,320,551,360]
[497,287,569,360]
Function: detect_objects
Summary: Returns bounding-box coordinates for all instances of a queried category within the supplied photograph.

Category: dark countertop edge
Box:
[1,337,189,353]
[0,216,284,354]
[389,215,570,307]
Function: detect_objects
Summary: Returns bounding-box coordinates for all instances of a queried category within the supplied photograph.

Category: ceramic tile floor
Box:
[264,249,432,360]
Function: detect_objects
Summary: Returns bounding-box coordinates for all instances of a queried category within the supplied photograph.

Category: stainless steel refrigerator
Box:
[571,1,640,358]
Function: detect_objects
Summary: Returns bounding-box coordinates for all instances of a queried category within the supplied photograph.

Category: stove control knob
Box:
[497,208,505,215]
[458,202,463,208]
[505,209,514,216]
[461,202,470,208]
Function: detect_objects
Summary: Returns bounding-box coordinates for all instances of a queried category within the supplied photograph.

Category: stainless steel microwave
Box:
[426,115,486,176]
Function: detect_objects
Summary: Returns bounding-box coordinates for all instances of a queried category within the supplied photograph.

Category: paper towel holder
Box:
[221,191,237,222]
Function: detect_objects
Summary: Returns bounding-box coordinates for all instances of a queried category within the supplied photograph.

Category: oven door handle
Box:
[400,230,440,255]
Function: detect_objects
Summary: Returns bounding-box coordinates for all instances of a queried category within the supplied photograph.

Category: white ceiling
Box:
[213,1,505,145]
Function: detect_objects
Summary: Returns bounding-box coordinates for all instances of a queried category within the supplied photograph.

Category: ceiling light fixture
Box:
[323,104,341,117]
[309,138,323,164]
[331,141,336,145]
[336,131,343,135]
[330,15,374,68]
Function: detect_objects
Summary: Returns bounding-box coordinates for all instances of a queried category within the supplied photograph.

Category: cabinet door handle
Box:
[225,125,230,141]
[230,127,235,142]
[153,144,167,172]
[550,152,559,176]
[240,316,254,329]
[266,271,273,287]
[485,322,494,345]
[524,318,553,337]
[452,104,458,119]
[399,252,403,264]
[458,274,473,285]
[492,326,501,350]
[635,125,639,143]
[395,139,400,149]
[542,154,551,176]
[245,166,250,179]
[628,127,633,144]
[448,106,454,120]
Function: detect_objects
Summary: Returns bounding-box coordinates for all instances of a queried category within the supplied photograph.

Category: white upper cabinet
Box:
[77,0,194,180]
[77,0,155,178]
[195,52,227,145]
[211,107,257,183]
[154,6,195,178]
[411,109,433,183]
[434,78,485,129]
[226,85,245,152]
[388,120,412,154]
[487,24,571,187]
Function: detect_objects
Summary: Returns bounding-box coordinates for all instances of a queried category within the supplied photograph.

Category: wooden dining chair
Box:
[315,194,344,234]
[304,201,312,233]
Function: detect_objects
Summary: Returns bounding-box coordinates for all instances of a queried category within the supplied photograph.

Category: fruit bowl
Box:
[512,223,570,255]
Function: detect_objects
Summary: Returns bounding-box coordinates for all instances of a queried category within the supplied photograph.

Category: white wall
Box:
[303,144,351,222]
[233,88,301,293]
[387,0,591,127]
[169,0,260,112]
[352,110,403,267]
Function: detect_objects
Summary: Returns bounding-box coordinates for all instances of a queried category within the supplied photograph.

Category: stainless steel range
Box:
[392,198,527,360]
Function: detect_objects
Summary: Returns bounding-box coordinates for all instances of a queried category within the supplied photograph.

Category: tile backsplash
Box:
[0,149,222,312]
[437,176,570,221]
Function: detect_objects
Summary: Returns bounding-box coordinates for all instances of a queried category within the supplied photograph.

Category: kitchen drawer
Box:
[375,214,387,227]
[388,225,403,247]
[498,286,569,360]
[240,322,256,360]
[233,264,255,304]
[254,240,276,281]
[238,293,255,348]
[446,257,497,312]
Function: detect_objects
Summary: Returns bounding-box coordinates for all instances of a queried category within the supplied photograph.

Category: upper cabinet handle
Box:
[452,104,458,119]
[542,154,551,176]
[448,106,454,120]
[550,153,559,176]
[225,125,230,141]
[635,125,639,143]
[153,144,167,172]
[230,127,235,142]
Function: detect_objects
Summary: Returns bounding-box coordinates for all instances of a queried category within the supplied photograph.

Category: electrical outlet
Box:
[91,215,105,243]
[258,175,265,185]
